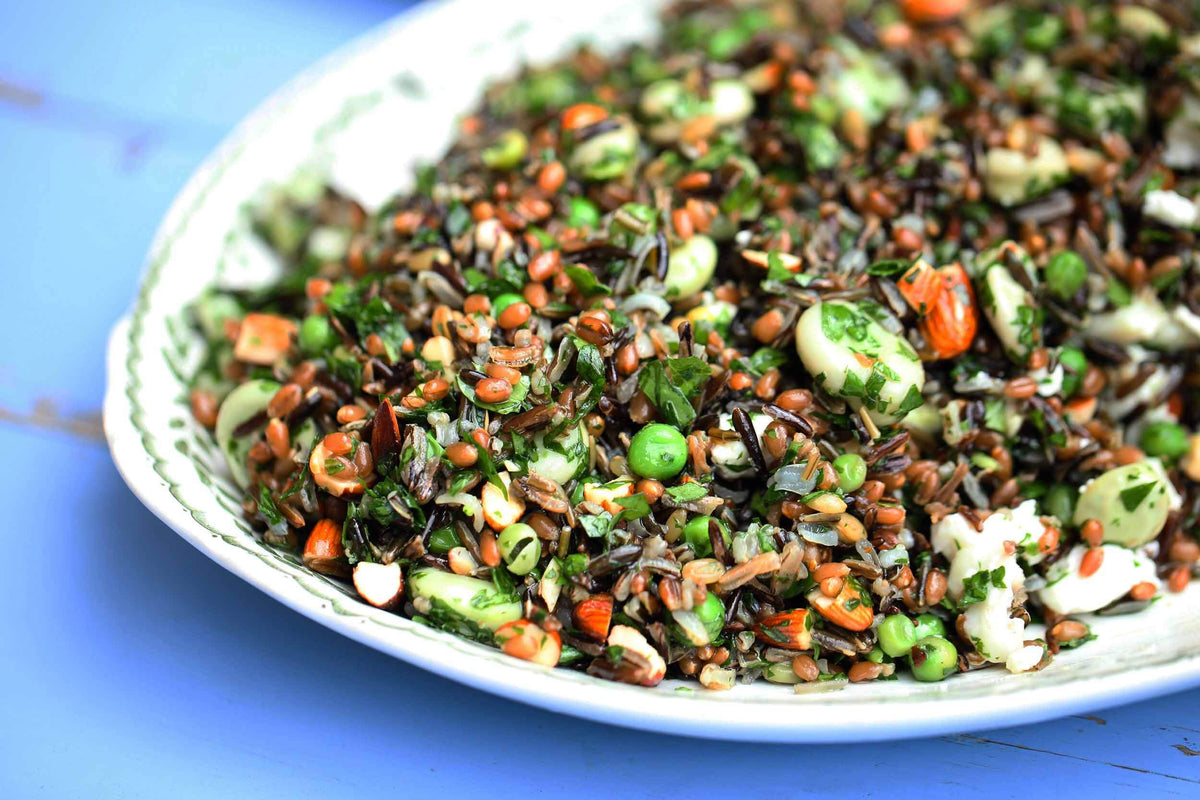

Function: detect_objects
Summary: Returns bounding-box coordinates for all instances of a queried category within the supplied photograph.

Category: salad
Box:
[189,0,1200,691]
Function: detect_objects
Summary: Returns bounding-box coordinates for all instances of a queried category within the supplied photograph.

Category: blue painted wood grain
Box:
[2,1,1200,796]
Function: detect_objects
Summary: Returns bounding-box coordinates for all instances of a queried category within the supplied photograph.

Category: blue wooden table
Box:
[4,1,1200,796]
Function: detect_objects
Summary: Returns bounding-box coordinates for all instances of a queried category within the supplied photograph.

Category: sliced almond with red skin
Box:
[583,479,635,515]
[234,313,296,365]
[310,433,374,498]
[754,610,813,650]
[573,594,614,640]
[481,472,525,530]
[1063,396,1097,425]
[806,576,874,631]
[303,519,350,578]
[371,397,401,462]
[353,561,404,609]
[606,625,666,687]
[495,619,562,667]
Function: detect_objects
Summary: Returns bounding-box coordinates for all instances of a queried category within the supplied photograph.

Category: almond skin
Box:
[573,594,614,641]
[303,519,350,578]
[754,610,813,650]
[806,577,874,631]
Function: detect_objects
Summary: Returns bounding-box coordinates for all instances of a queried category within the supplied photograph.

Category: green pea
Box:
[866,647,886,664]
[833,453,867,493]
[1045,251,1088,301]
[910,635,958,682]
[1023,14,1064,51]
[1058,346,1088,398]
[427,526,458,555]
[627,423,688,479]
[692,591,726,642]
[639,78,686,119]
[299,314,336,355]
[481,129,528,171]
[912,613,947,641]
[683,516,731,558]
[1041,483,1077,523]
[491,293,525,318]
[567,197,601,229]
[708,27,748,60]
[878,614,917,658]
[497,523,540,575]
[1141,421,1189,459]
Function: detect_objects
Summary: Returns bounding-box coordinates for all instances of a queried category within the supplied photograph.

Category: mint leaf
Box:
[564,265,612,296]
[665,483,708,502]
[258,486,284,526]
[637,356,711,430]
[458,374,530,414]
[1120,481,1156,512]
[867,258,913,277]
[960,566,1007,607]
[614,493,652,521]
[576,342,605,385]
[579,512,615,540]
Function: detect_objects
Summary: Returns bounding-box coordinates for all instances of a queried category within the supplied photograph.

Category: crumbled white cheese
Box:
[709,412,770,479]
[1144,190,1200,229]
[931,501,1048,672]
[932,500,1046,592]
[963,589,1045,672]
[1037,544,1158,615]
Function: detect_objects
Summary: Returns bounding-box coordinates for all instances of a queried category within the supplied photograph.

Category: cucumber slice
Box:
[1073,462,1170,547]
[408,568,522,635]
[214,380,317,489]
[526,422,590,484]
[215,380,280,489]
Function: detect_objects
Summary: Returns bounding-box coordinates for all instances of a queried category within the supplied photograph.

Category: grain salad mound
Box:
[189,0,1200,691]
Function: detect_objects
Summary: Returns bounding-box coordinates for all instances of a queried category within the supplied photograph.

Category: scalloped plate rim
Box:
[102,0,1200,742]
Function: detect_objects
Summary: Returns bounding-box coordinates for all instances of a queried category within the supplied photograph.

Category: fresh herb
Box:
[665,482,708,502]
[960,567,1007,608]
[564,264,612,296]
[258,486,284,527]
[1120,481,1157,512]
[637,356,710,429]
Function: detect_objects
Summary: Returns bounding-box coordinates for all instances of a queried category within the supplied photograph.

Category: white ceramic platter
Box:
[103,0,1200,742]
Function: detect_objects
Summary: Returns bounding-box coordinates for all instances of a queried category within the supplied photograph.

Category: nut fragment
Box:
[699,663,736,691]
[352,561,404,609]
[682,558,726,585]
[606,625,666,686]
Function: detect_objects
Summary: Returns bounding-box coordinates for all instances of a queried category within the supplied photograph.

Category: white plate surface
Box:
[103,0,1200,742]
